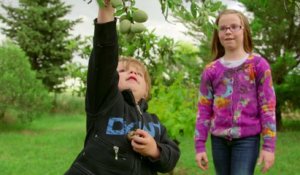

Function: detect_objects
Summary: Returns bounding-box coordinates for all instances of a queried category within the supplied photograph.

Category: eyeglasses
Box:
[218,24,243,33]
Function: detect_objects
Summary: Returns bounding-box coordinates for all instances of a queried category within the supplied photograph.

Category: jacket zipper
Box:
[136,104,144,129]
[93,134,127,161]
[135,104,144,175]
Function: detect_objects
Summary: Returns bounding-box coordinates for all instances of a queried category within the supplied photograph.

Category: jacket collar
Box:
[121,89,148,112]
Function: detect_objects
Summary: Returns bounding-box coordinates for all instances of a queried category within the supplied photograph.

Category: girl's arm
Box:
[256,57,276,153]
[256,57,276,173]
[195,67,214,153]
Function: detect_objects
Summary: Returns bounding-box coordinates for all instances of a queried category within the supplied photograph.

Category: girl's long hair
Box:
[211,9,253,60]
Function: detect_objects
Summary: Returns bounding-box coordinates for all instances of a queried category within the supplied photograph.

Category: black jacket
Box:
[65,19,180,175]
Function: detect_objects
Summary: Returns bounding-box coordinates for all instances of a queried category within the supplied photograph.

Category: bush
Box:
[0,41,52,122]
[148,74,198,139]
[51,92,85,114]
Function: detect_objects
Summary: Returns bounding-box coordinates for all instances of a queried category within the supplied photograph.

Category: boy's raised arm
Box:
[86,1,119,116]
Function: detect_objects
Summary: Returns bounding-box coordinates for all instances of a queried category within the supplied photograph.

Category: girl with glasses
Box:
[195,9,276,175]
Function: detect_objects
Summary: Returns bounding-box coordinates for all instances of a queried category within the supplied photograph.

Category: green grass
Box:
[0,114,86,175]
[1,115,300,175]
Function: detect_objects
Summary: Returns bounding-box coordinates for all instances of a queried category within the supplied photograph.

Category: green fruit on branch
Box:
[119,15,128,22]
[130,23,146,33]
[126,32,135,40]
[111,0,123,8]
[119,19,131,34]
[132,9,148,23]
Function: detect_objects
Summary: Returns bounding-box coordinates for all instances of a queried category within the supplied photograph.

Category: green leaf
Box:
[115,9,125,16]
[210,1,222,12]
[97,0,105,8]
[191,2,198,18]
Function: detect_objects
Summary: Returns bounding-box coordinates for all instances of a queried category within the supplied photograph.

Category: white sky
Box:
[0,0,245,42]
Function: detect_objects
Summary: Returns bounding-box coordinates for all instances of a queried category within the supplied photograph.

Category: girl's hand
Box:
[195,152,209,171]
[97,0,114,23]
[257,150,275,173]
[131,129,160,159]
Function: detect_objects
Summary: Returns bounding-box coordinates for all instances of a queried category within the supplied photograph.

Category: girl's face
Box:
[218,14,244,52]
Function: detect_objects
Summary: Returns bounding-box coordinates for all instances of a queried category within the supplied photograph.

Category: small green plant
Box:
[148,73,198,140]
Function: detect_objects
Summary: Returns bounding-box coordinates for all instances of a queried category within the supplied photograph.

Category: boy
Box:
[65,1,180,175]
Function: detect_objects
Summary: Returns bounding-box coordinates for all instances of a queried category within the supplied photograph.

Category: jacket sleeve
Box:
[85,19,119,116]
[147,119,180,173]
[256,57,276,152]
[194,66,214,153]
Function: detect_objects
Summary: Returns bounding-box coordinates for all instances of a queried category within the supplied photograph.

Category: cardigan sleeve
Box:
[195,66,214,153]
[256,57,277,152]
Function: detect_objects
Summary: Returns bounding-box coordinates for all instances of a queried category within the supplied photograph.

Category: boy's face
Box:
[117,62,148,103]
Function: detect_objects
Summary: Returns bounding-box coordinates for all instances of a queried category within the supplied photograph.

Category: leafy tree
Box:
[0,0,81,92]
[239,0,300,129]
[148,73,198,139]
[0,41,52,122]
[118,30,202,85]
[157,0,225,84]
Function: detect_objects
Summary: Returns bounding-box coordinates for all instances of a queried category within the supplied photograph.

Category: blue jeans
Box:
[211,134,260,175]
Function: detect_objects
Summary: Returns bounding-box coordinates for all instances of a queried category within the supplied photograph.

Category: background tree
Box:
[158,0,224,79]
[161,0,300,130]
[0,0,81,92]
[0,41,52,122]
[239,0,300,129]
[118,30,201,85]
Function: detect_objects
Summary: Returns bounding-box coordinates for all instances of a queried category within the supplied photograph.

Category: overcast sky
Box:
[0,0,245,42]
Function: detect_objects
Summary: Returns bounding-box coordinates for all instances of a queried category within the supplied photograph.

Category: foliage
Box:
[0,0,81,92]
[50,92,85,114]
[84,0,148,35]
[148,73,198,139]
[239,0,300,128]
[118,30,201,85]
[158,0,225,72]
[274,53,300,109]
[0,41,52,122]
[239,0,300,86]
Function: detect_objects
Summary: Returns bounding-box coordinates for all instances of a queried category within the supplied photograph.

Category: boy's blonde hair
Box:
[119,56,151,100]
[211,9,253,60]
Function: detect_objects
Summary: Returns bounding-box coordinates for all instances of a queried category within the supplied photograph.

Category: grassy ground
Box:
[0,114,299,175]
[173,120,300,175]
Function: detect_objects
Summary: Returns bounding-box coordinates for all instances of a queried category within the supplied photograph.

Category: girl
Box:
[195,9,276,175]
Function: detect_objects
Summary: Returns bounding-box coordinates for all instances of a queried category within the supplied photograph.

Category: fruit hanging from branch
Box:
[83,0,149,35]
[110,0,123,8]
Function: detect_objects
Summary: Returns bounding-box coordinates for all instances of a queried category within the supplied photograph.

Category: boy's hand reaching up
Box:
[131,129,160,159]
[97,0,114,23]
